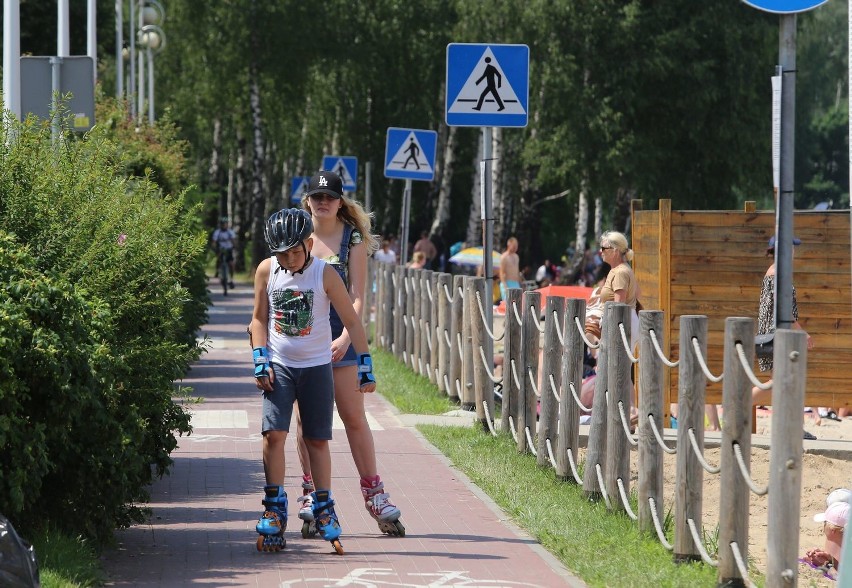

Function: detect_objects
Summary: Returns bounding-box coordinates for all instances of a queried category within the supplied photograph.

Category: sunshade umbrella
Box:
[534,285,594,300]
[448,246,501,267]
[495,284,594,315]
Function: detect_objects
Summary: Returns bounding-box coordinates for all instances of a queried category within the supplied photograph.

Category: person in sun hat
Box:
[826,489,852,507]
[804,498,849,572]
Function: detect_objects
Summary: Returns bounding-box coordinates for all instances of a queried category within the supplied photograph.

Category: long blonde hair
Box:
[303,195,379,255]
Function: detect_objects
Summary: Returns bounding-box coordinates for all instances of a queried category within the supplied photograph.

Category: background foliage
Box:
[0,98,208,544]
[8,1,846,266]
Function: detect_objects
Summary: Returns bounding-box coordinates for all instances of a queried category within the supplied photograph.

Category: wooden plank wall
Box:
[632,200,851,409]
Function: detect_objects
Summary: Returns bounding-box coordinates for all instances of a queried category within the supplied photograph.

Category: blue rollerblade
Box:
[255,485,287,552]
[311,490,344,554]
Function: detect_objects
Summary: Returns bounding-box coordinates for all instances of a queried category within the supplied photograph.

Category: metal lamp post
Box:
[119,0,164,123]
[138,24,165,124]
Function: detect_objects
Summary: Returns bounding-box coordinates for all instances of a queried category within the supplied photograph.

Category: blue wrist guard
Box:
[357,353,376,387]
[253,347,269,379]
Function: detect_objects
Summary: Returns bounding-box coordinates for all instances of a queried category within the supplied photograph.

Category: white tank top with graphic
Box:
[266,257,332,368]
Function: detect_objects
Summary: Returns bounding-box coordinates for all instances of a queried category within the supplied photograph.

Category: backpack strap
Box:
[337,224,354,286]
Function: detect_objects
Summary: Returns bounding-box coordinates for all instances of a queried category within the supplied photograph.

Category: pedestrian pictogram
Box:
[290,176,309,205]
[384,128,437,181]
[321,156,358,192]
[446,43,529,128]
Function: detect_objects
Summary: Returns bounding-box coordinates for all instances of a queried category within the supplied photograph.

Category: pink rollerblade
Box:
[361,476,405,537]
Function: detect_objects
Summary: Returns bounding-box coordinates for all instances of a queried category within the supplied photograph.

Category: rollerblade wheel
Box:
[257,535,285,552]
[301,521,316,539]
[331,539,345,555]
[378,519,405,537]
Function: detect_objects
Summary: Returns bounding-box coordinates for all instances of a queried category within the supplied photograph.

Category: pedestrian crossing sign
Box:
[384,128,438,181]
[290,176,309,205]
[446,43,529,128]
[321,156,358,192]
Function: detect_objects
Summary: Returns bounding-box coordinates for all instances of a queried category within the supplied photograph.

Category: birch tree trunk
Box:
[209,117,227,217]
[516,83,543,269]
[566,176,590,281]
[280,157,292,209]
[613,187,634,235]
[249,56,268,271]
[297,94,311,177]
[491,127,504,241]
[465,133,483,248]
[227,161,235,225]
[594,195,602,239]
[429,124,456,238]
[233,134,249,272]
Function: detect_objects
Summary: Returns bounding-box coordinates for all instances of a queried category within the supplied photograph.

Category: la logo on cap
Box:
[318,176,328,187]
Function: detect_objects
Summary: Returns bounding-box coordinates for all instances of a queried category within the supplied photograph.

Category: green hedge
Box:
[0,102,208,544]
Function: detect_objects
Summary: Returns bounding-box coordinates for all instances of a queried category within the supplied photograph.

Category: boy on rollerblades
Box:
[249,208,376,554]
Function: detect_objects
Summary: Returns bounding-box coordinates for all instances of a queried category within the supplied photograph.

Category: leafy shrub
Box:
[0,102,207,544]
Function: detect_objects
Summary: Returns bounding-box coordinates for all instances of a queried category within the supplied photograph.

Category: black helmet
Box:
[265,208,313,253]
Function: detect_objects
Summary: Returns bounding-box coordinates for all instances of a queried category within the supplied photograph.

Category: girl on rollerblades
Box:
[295,171,405,538]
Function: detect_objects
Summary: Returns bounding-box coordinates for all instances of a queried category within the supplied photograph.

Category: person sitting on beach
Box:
[407,251,427,269]
[803,490,849,572]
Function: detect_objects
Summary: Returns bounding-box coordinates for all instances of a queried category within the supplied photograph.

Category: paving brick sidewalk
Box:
[101,279,585,587]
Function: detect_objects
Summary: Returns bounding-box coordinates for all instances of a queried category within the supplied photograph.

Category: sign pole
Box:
[3,0,22,123]
[49,56,63,144]
[129,0,136,120]
[481,127,494,321]
[481,126,495,389]
[776,14,796,330]
[365,161,372,212]
[401,179,412,265]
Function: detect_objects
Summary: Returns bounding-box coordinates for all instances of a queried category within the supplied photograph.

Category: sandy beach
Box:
[630,410,851,585]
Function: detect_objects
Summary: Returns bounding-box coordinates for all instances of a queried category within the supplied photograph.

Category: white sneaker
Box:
[365,491,401,522]
[297,494,314,521]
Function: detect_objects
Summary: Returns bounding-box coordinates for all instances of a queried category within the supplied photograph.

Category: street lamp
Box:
[137,24,165,123]
[136,0,164,124]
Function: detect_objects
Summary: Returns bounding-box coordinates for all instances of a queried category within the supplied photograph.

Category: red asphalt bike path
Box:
[101,278,585,587]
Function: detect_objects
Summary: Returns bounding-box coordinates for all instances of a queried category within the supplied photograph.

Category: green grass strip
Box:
[372,347,458,415]
[31,528,103,588]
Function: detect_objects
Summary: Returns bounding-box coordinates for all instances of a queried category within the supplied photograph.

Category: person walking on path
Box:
[248,207,376,554]
[296,171,405,537]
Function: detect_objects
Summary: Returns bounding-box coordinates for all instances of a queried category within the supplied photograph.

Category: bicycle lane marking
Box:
[280,567,544,587]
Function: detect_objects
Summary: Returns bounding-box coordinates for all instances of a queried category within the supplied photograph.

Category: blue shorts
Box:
[262,363,334,439]
[330,307,357,367]
[499,280,521,301]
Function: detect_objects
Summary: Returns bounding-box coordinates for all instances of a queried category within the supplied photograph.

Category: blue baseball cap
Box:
[767,235,801,249]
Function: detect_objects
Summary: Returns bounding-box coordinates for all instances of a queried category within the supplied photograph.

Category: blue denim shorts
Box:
[262,362,334,439]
